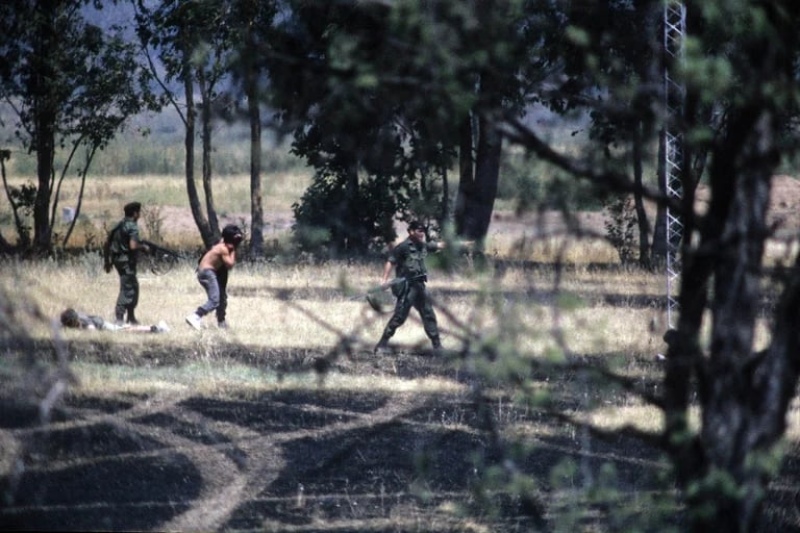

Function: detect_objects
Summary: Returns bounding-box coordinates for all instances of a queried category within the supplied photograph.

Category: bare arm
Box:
[129,236,149,252]
[222,243,236,269]
[198,241,236,271]
[381,260,393,284]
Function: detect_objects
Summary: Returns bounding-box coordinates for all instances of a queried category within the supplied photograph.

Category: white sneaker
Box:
[185,313,202,330]
[155,320,170,333]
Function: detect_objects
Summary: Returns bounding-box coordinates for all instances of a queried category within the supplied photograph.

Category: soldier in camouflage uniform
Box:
[104,202,149,325]
[374,221,444,355]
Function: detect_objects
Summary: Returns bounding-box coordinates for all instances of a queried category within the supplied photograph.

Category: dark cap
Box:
[407,220,424,232]
[124,202,142,217]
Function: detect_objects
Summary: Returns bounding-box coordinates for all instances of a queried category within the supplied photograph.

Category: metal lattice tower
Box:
[663,0,685,329]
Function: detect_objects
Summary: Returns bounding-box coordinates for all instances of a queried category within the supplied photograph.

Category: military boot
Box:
[431,337,443,356]
[374,336,391,356]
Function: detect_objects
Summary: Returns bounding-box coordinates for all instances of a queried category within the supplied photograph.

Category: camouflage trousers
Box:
[114,261,139,321]
[379,281,440,347]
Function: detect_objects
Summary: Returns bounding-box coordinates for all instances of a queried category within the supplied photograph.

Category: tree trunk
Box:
[182,57,212,247]
[246,53,264,258]
[454,115,474,237]
[631,120,651,268]
[0,153,18,252]
[651,130,667,264]
[469,114,502,240]
[456,113,501,242]
[343,162,359,255]
[31,1,58,254]
[693,110,779,532]
[440,163,449,226]
[668,105,798,533]
[199,70,220,245]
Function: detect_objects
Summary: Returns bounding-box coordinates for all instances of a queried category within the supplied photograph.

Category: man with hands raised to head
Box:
[185,224,243,330]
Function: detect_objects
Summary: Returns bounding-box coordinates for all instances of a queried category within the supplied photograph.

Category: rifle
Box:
[140,240,184,275]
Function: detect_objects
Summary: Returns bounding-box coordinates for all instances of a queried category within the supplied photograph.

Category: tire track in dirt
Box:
[161,389,434,530]
[10,382,439,531]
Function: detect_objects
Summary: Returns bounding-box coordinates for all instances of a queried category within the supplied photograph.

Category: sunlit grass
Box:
[73,360,465,398]
[0,172,312,248]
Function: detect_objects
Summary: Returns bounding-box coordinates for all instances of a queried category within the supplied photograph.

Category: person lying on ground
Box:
[60,308,169,333]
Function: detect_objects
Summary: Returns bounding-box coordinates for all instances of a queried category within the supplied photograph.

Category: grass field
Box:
[2,175,800,531]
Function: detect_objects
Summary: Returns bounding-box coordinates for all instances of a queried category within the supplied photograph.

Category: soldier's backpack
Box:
[103,221,123,273]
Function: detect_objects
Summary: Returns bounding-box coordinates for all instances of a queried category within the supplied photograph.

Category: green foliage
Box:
[6,182,36,245]
[0,0,162,251]
[498,147,607,214]
[292,170,399,257]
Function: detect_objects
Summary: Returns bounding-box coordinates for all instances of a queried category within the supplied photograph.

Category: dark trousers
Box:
[196,268,228,323]
[114,261,139,321]
[380,281,440,346]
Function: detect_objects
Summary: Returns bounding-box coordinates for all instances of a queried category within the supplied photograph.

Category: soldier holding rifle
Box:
[104,201,149,325]
[373,220,471,355]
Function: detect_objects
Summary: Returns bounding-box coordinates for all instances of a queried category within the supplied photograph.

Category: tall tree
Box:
[500,0,800,529]
[264,1,425,255]
[134,0,234,248]
[0,0,158,253]
[259,0,554,249]
[227,0,278,259]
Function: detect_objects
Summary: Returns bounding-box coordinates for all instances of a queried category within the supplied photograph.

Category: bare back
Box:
[198,241,236,272]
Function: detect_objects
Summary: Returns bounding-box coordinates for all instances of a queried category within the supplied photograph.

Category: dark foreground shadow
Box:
[2,342,798,532]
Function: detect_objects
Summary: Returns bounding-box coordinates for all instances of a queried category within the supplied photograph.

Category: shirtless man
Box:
[185,224,244,330]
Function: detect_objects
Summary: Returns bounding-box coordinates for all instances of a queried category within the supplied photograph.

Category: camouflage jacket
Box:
[105,217,141,264]
[388,238,439,280]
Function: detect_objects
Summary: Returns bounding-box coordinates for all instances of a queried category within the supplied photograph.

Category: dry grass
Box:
[3,256,671,352]
[6,237,800,530]
[1,252,672,434]
[0,173,311,249]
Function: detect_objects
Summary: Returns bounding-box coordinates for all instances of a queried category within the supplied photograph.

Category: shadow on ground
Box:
[1,341,799,532]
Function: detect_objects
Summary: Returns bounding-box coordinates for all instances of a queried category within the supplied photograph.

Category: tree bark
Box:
[668,92,797,533]
[454,112,501,242]
[454,115,474,237]
[246,55,264,258]
[631,120,651,268]
[31,1,58,254]
[198,69,220,244]
[651,130,667,264]
[181,47,212,248]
